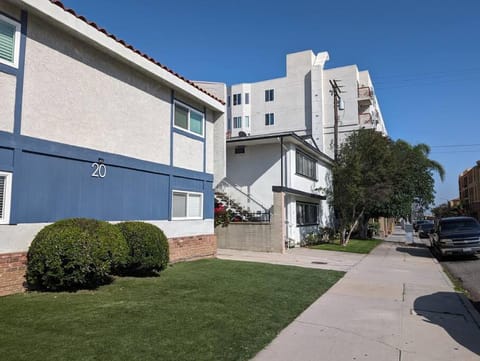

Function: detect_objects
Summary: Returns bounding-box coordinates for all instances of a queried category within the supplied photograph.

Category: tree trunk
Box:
[358,216,369,239]
[344,209,365,245]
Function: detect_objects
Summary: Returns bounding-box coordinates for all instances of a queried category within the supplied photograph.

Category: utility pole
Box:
[329,80,343,161]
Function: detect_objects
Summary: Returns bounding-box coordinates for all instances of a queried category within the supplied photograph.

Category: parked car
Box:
[429,216,480,258]
[418,222,434,238]
[413,219,431,232]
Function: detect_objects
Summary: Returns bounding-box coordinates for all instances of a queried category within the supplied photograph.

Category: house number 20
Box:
[91,162,107,178]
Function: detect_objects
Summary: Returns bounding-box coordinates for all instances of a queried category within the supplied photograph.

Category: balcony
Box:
[358,113,378,128]
[359,112,373,125]
[358,86,373,106]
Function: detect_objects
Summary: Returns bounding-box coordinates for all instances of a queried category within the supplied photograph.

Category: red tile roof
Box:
[48,0,224,105]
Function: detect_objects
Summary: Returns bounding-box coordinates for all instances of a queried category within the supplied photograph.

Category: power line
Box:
[430,150,480,154]
[430,143,480,148]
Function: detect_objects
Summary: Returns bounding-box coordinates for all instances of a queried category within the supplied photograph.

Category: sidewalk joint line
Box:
[295,320,402,352]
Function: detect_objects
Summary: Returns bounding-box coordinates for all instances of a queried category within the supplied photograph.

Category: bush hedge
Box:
[26,218,129,291]
[115,222,169,276]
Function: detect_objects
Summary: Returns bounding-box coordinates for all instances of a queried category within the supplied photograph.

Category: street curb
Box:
[427,249,480,329]
[457,292,480,330]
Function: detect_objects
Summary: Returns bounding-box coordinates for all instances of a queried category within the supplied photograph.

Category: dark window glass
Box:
[296,202,319,225]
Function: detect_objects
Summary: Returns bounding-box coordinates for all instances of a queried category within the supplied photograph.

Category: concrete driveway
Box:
[217,247,366,272]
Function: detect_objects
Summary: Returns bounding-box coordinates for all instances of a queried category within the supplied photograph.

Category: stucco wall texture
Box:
[21,15,173,164]
[0,72,15,133]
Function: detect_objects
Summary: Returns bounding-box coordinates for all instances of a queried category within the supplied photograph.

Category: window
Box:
[235,146,245,154]
[245,93,250,104]
[172,191,203,219]
[244,115,250,128]
[296,202,319,226]
[174,102,204,136]
[0,171,12,224]
[227,118,232,130]
[233,116,242,129]
[0,15,20,68]
[265,89,274,102]
[233,93,242,105]
[227,95,231,107]
[265,113,274,126]
[296,150,317,180]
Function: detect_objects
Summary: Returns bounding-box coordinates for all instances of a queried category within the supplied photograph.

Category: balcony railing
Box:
[216,178,270,214]
[359,112,373,124]
[358,86,373,105]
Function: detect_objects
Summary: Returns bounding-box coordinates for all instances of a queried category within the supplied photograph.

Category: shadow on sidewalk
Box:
[395,246,432,258]
[414,292,480,356]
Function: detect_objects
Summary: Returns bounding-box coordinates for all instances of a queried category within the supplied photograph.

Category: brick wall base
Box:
[168,234,217,263]
[0,234,217,297]
[0,252,27,297]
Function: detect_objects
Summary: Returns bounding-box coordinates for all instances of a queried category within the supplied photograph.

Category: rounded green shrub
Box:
[26,218,129,291]
[115,222,169,276]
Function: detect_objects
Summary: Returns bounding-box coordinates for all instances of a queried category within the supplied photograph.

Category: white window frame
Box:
[296,150,317,180]
[174,100,205,138]
[265,113,275,126]
[0,14,21,69]
[233,93,242,106]
[172,190,203,220]
[0,171,12,225]
[233,116,242,129]
[265,89,274,102]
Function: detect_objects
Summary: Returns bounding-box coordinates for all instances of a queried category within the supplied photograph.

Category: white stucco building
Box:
[226,50,387,157]
[221,50,387,246]
[222,132,333,245]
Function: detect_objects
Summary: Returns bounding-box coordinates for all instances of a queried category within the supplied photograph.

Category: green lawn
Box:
[0,259,343,361]
[309,238,383,254]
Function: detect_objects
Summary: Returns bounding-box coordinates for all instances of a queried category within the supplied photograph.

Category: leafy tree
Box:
[432,203,465,218]
[331,129,393,244]
[330,129,445,244]
[388,141,445,220]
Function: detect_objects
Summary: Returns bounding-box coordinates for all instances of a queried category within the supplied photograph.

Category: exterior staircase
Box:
[214,179,271,223]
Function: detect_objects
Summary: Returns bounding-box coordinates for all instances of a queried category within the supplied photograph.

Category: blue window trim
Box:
[173,127,204,142]
[170,89,175,166]
[203,106,207,173]
[0,63,17,75]
[13,11,27,135]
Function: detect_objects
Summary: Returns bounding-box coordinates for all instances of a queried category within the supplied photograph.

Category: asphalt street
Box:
[442,255,480,312]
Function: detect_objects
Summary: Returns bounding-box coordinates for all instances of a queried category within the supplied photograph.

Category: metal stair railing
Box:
[215,178,270,214]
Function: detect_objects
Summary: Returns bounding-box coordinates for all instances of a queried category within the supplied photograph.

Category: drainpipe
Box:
[280,136,284,188]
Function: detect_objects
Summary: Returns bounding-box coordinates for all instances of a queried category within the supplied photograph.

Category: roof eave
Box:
[18,0,224,112]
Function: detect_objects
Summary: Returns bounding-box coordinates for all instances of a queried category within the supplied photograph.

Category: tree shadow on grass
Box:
[414,291,480,356]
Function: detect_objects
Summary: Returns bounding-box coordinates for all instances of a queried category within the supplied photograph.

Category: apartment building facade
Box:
[459,161,480,220]
[226,50,387,158]
[222,50,387,245]
[0,0,226,295]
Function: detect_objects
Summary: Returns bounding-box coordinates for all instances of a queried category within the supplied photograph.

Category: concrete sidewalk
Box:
[217,247,365,272]
[252,242,480,360]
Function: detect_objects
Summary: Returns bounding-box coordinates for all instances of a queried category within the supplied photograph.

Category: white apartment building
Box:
[226,50,387,157]
[221,50,387,246]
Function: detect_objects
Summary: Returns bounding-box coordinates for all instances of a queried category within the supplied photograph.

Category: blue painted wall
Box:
[13,151,169,222]
[5,137,214,224]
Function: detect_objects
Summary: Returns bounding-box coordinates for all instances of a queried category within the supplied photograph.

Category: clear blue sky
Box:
[61,0,480,208]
